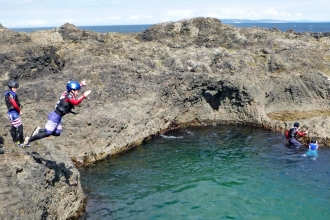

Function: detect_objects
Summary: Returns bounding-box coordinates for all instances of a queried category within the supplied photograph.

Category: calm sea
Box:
[78,125,330,219]
[10,22,330,34]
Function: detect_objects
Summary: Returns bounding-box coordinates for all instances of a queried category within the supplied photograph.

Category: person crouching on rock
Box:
[285,122,308,148]
[4,80,25,147]
[23,80,91,147]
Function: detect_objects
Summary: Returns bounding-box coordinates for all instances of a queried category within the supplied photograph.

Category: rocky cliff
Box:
[1,17,330,218]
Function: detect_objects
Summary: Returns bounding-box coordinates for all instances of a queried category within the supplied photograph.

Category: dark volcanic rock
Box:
[1,17,330,218]
[0,145,85,219]
[140,17,226,48]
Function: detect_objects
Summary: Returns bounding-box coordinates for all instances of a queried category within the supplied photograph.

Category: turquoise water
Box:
[78,125,330,220]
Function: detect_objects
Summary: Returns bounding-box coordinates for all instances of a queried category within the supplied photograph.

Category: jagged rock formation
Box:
[1,17,330,218]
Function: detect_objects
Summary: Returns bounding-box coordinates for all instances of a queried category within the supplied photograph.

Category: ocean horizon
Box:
[9,22,330,34]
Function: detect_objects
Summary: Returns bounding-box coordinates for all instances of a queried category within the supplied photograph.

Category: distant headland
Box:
[221,19,330,23]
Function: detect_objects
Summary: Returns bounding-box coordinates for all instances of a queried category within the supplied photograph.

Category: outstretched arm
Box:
[66,90,91,106]
[297,130,307,137]
[67,95,85,105]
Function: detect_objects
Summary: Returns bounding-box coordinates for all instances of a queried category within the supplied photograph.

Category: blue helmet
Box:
[66,80,81,91]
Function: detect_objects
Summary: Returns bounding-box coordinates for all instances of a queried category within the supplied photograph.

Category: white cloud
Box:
[129,15,140,20]
[8,19,48,27]
[155,10,195,23]
[262,9,292,19]
[207,12,219,18]
[0,0,36,4]
[263,9,279,16]
[247,11,259,18]
[165,10,194,18]
[221,8,243,16]
[59,19,74,24]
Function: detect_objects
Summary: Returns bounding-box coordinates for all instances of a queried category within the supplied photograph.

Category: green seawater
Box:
[78,125,330,220]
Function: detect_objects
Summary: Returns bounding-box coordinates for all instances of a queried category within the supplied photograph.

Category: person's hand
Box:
[19,111,22,115]
[80,80,87,86]
[83,90,91,97]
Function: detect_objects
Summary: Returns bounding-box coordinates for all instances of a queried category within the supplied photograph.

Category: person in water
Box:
[285,122,308,148]
[4,80,25,147]
[23,80,91,147]
[303,138,318,160]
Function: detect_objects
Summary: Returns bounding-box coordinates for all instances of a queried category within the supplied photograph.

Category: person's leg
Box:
[8,112,22,145]
[10,126,17,143]
[17,124,24,144]
[289,138,302,148]
[28,130,50,142]
[53,120,63,136]
[28,121,55,143]
[29,124,61,142]
[27,112,62,144]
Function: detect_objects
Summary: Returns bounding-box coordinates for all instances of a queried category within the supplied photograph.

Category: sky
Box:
[1,0,330,28]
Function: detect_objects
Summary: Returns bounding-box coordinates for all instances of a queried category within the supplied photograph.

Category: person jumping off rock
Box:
[285,122,308,148]
[23,80,91,147]
[4,80,25,147]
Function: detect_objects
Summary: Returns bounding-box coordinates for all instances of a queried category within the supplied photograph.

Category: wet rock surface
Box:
[1,17,330,218]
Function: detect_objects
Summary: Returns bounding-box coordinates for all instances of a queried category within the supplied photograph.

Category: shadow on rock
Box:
[29,151,76,186]
[202,90,221,110]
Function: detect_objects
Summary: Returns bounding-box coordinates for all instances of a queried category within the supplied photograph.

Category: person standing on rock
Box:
[23,80,91,147]
[285,122,308,148]
[4,80,25,147]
